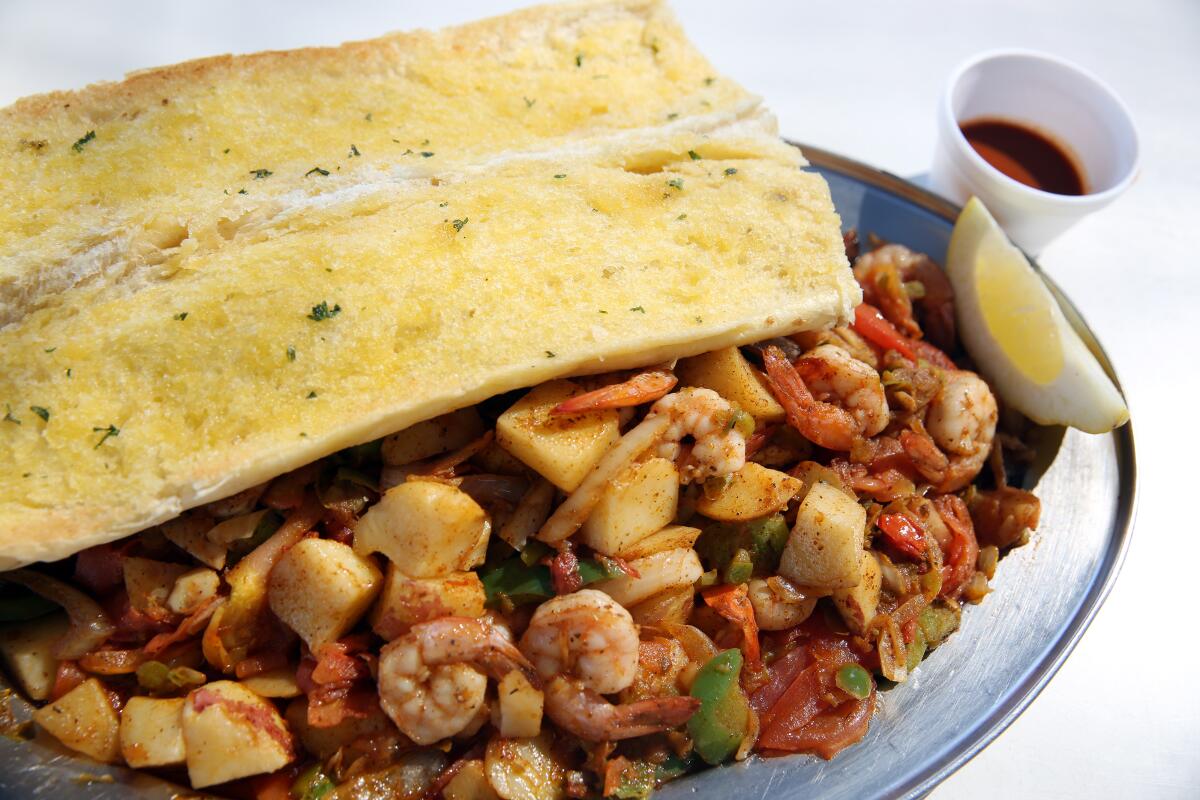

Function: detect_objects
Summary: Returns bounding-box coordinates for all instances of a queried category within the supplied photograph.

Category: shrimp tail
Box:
[552,370,678,414]
[544,677,699,741]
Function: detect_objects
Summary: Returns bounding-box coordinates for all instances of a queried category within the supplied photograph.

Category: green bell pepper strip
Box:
[291,763,335,800]
[835,663,873,700]
[688,648,751,765]
[480,555,625,607]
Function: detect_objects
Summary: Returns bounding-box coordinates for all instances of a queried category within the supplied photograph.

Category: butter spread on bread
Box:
[0,0,857,567]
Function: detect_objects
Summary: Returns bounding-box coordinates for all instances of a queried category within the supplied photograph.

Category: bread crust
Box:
[0,1,855,569]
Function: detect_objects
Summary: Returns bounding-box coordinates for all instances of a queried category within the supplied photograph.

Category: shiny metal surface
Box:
[0,147,1135,800]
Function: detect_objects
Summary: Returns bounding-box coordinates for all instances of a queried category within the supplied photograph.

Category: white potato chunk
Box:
[677,347,786,422]
[124,557,190,617]
[444,759,501,800]
[241,668,301,698]
[382,407,487,466]
[496,380,620,492]
[0,612,67,700]
[495,670,543,739]
[578,457,679,556]
[120,696,186,768]
[619,524,702,560]
[33,678,120,763]
[166,567,221,615]
[747,578,817,631]
[371,567,486,641]
[355,481,490,577]
[593,548,703,607]
[162,515,226,569]
[182,681,293,788]
[694,462,803,523]
[485,733,564,800]
[832,551,883,634]
[268,538,382,651]
[778,482,866,592]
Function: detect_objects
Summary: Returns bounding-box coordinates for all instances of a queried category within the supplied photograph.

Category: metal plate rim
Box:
[795,141,1139,798]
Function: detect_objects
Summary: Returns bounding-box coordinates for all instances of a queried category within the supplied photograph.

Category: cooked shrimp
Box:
[854,243,956,349]
[543,675,699,742]
[378,617,536,745]
[520,590,696,741]
[761,345,865,452]
[552,369,678,414]
[925,371,998,492]
[794,344,890,438]
[648,387,746,484]
[519,589,640,694]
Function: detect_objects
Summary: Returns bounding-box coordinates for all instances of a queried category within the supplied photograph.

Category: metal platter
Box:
[0,146,1136,799]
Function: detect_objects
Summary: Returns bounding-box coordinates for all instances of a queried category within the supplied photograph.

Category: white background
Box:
[1,1,1196,797]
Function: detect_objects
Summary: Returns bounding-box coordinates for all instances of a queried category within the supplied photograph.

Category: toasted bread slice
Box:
[0,1,856,568]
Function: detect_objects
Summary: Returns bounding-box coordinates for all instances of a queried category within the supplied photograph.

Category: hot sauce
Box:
[960,118,1085,195]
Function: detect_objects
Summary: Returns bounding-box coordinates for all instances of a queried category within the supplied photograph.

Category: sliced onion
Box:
[5,569,115,659]
[498,478,555,550]
[537,413,669,543]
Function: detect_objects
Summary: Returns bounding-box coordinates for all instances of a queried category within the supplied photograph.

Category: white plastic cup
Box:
[930,49,1139,254]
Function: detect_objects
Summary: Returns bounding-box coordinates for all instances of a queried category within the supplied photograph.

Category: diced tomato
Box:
[876,512,927,560]
[764,693,876,760]
[933,495,980,598]
[50,661,87,701]
[853,304,956,369]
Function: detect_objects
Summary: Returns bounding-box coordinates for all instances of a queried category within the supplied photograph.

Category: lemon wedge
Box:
[946,197,1129,433]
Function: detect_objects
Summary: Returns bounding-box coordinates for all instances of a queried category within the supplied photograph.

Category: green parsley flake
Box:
[667,112,679,120]
[173,312,188,321]
[420,151,435,158]
[305,166,330,177]
[238,188,248,195]
[575,53,584,67]
[554,174,566,179]
[306,391,318,399]
[630,305,646,313]
[250,169,273,179]
[724,167,738,176]
[71,130,96,153]
[287,345,296,362]
[349,144,361,157]
[223,148,231,154]
[667,178,684,190]
[677,213,688,220]
[545,351,556,358]
[365,112,373,121]
[3,405,20,425]
[307,302,342,322]
[524,97,536,108]
[92,424,120,448]
[452,218,469,233]
[44,347,56,353]
[688,150,701,160]
[704,77,716,86]
[66,368,72,378]
[30,406,49,422]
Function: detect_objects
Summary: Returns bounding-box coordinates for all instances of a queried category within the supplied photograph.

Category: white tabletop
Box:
[1,1,1195,797]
